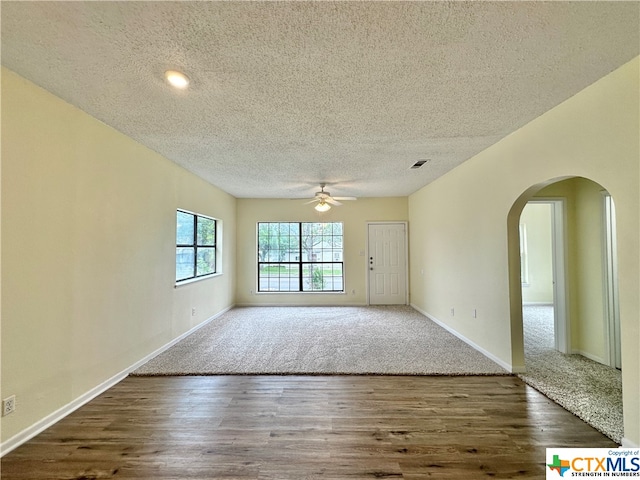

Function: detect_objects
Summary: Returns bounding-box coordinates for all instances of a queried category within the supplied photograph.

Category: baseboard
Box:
[509,363,527,374]
[572,349,606,365]
[235,302,368,307]
[0,304,234,458]
[0,369,129,457]
[128,304,235,373]
[410,303,517,373]
[522,302,554,306]
[622,438,639,448]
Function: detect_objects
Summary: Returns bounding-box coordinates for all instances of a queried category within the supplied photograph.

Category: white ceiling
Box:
[2,2,638,199]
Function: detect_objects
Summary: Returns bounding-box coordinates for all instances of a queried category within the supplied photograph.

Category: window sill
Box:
[255,291,345,295]
[175,272,223,288]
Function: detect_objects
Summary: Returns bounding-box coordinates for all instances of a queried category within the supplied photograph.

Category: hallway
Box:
[519,305,623,443]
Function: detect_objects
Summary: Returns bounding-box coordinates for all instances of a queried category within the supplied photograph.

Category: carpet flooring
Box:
[132,305,508,376]
[518,305,623,444]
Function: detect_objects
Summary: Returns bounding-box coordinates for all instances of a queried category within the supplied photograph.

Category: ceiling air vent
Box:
[410,159,430,169]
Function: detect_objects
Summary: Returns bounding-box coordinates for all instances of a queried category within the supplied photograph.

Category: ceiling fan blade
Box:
[325,197,342,206]
[333,196,357,201]
[303,198,320,204]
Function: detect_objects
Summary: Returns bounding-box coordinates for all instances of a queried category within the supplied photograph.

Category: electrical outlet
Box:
[191,307,196,316]
[450,308,455,316]
[473,309,477,318]
[3,395,16,416]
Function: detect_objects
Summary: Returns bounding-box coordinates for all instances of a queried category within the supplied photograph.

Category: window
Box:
[176,210,217,282]
[258,222,343,292]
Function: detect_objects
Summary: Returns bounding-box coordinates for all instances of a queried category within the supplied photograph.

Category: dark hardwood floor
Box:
[1,375,615,479]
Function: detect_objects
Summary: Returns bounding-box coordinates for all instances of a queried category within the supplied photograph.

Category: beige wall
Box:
[574,179,608,362]
[2,56,638,449]
[408,57,639,445]
[520,203,553,304]
[1,68,237,443]
[236,198,408,306]
[536,178,609,363]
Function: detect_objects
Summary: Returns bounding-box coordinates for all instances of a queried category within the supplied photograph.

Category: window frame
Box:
[175,209,218,284]
[257,222,344,293]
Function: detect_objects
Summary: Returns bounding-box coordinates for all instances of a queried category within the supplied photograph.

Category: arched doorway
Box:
[508,176,623,443]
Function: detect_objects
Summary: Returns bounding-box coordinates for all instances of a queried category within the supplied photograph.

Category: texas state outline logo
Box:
[547,454,571,477]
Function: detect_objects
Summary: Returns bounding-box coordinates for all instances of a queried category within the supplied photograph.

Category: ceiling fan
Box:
[304,184,357,212]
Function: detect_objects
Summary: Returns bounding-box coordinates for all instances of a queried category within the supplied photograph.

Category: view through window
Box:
[258,222,343,292]
[176,210,217,282]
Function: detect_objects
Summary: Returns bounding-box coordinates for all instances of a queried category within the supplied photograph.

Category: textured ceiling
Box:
[2,2,638,199]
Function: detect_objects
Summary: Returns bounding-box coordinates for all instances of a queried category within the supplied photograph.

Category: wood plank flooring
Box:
[1,375,616,479]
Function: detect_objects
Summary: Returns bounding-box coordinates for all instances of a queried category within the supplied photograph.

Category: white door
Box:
[368,223,407,305]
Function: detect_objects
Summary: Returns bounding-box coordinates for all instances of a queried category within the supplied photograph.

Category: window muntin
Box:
[258,222,343,292]
[176,210,217,282]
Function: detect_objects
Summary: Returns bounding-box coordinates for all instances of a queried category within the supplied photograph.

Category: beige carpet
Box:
[519,305,623,444]
[132,306,508,376]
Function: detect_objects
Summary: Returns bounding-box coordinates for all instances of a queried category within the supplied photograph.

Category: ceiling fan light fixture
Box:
[164,70,190,89]
[315,201,331,212]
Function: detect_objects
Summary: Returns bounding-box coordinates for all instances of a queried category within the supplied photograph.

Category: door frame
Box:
[524,199,571,353]
[366,221,409,306]
[602,192,622,369]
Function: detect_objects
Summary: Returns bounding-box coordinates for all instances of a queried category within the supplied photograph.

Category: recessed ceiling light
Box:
[164,70,190,89]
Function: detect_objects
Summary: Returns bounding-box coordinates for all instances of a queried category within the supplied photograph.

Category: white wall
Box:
[408,57,639,446]
[236,197,408,306]
[1,68,237,445]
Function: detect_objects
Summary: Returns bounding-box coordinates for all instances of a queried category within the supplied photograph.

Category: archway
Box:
[508,176,623,443]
